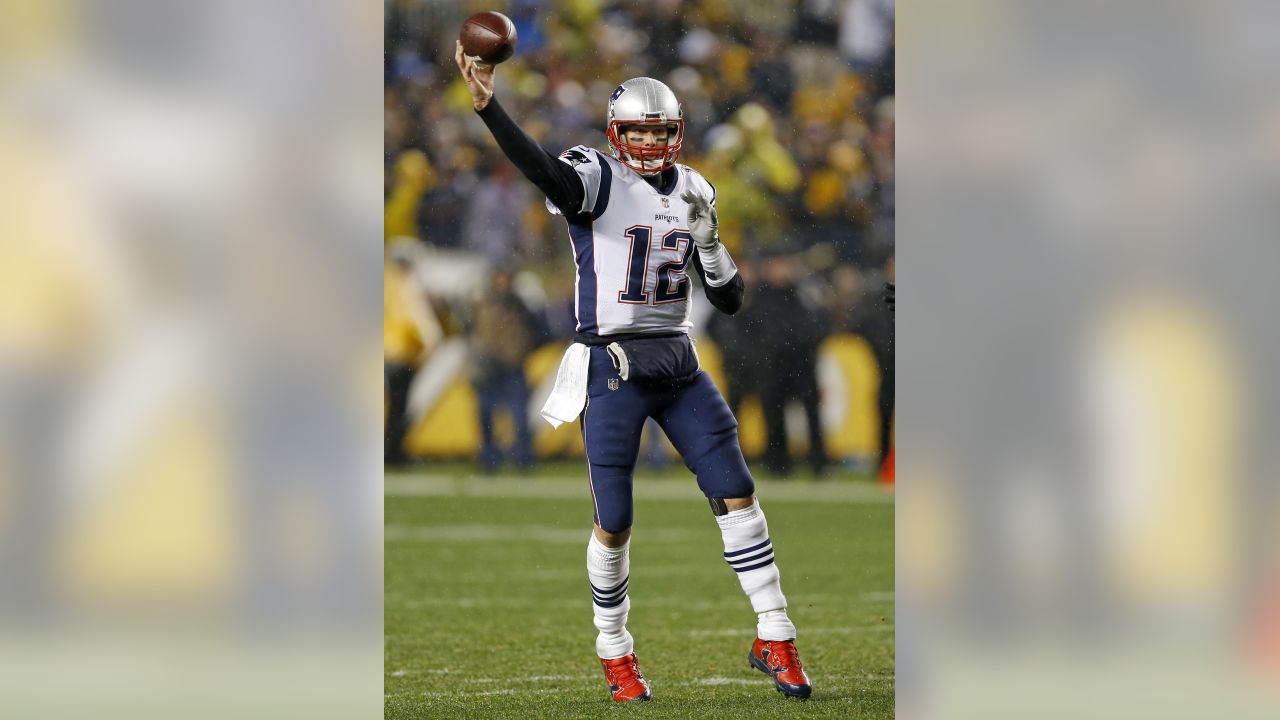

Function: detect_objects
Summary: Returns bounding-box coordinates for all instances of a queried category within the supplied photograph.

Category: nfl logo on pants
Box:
[608,378,620,391]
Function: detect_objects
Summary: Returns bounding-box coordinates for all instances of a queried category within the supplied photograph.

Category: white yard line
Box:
[392,594,890,613]
[787,590,896,602]
[402,687,567,697]
[385,523,704,544]
[695,676,758,686]
[385,475,894,505]
[593,590,894,608]
[396,597,582,610]
[384,524,587,544]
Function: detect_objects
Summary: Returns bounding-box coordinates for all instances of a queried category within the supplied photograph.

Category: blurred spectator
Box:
[469,267,547,473]
[417,145,480,247]
[700,103,803,255]
[802,138,866,260]
[464,158,534,262]
[790,0,842,90]
[750,31,796,115]
[747,252,830,477]
[634,0,687,74]
[708,259,766,415]
[795,0,842,46]
[865,95,895,266]
[840,0,895,75]
[834,257,895,470]
[384,149,434,241]
[384,241,441,466]
[732,103,803,197]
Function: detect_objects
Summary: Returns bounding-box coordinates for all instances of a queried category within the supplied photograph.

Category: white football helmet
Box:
[606,77,685,176]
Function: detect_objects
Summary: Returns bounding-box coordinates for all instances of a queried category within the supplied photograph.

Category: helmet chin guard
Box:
[606,77,684,175]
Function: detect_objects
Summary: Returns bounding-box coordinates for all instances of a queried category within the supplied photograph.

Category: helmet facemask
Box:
[606,120,684,176]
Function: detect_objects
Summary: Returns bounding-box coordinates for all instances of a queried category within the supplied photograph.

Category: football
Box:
[459,11,518,64]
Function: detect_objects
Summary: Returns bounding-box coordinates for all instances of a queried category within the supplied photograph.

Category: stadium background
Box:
[384,0,895,469]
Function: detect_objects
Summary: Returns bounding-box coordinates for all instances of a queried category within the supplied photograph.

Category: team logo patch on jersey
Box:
[560,148,592,167]
[608,378,620,391]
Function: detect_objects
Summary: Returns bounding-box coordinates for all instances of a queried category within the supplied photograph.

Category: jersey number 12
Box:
[618,226,696,305]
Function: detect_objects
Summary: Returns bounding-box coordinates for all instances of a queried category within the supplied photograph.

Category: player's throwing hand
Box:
[679,190,719,250]
[454,40,496,111]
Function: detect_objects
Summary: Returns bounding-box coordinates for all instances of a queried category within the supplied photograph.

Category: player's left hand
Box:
[680,190,719,250]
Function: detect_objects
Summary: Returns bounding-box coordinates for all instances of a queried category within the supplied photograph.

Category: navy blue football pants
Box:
[581,346,755,532]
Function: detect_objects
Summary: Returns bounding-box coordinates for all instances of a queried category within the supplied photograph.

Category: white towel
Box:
[539,343,591,428]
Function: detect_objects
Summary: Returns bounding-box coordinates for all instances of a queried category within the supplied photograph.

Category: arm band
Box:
[697,243,738,287]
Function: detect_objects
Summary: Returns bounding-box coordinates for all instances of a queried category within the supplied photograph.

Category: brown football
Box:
[459,11,518,64]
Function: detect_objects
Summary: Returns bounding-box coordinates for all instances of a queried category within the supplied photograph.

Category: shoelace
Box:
[605,659,641,686]
[765,642,800,671]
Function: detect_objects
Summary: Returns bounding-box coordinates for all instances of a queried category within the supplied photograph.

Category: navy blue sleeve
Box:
[692,253,745,315]
[476,97,585,214]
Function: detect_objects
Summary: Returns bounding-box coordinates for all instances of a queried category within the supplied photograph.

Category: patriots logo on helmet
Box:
[610,85,627,102]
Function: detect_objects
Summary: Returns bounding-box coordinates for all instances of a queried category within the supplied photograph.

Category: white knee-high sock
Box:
[587,533,633,658]
[717,501,797,641]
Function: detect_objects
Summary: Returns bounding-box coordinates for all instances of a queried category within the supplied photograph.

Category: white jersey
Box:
[546,146,716,336]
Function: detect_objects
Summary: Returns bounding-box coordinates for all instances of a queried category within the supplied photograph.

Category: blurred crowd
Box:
[385,0,895,470]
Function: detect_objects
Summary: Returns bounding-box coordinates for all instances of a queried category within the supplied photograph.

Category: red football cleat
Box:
[748,638,812,698]
[600,653,652,702]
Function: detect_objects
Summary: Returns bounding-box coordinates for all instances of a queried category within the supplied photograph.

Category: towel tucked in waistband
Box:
[539,343,590,428]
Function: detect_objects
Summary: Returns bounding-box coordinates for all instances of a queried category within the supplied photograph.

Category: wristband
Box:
[697,243,738,287]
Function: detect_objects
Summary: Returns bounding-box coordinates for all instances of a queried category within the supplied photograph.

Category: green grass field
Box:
[385,463,894,719]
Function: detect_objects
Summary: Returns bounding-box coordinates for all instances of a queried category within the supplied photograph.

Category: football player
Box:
[455,43,811,702]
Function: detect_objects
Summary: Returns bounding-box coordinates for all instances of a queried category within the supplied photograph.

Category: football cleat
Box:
[748,638,812,699]
[600,653,652,702]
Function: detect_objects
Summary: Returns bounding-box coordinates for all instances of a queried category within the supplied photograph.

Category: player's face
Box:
[622,125,670,149]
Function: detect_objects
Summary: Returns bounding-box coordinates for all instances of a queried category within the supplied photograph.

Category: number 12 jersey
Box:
[547,146,716,337]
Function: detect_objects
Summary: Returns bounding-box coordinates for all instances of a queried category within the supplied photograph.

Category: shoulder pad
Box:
[681,165,716,201]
